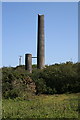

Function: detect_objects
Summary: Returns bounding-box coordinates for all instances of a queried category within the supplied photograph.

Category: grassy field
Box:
[2,93,80,119]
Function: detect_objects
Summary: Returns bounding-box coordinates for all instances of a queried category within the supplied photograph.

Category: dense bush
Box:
[2,66,36,99]
[2,62,80,99]
[31,62,80,94]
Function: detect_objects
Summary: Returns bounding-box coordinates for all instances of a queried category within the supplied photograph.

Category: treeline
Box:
[2,62,80,99]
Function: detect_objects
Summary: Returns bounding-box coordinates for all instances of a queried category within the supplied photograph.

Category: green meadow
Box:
[2,93,79,119]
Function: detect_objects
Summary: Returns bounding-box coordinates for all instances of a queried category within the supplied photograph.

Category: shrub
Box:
[2,62,80,98]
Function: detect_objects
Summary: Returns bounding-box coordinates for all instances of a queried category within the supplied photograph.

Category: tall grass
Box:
[2,93,79,118]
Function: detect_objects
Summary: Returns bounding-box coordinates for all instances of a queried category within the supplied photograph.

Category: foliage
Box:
[2,66,36,99]
[2,62,80,98]
[31,62,80,94]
